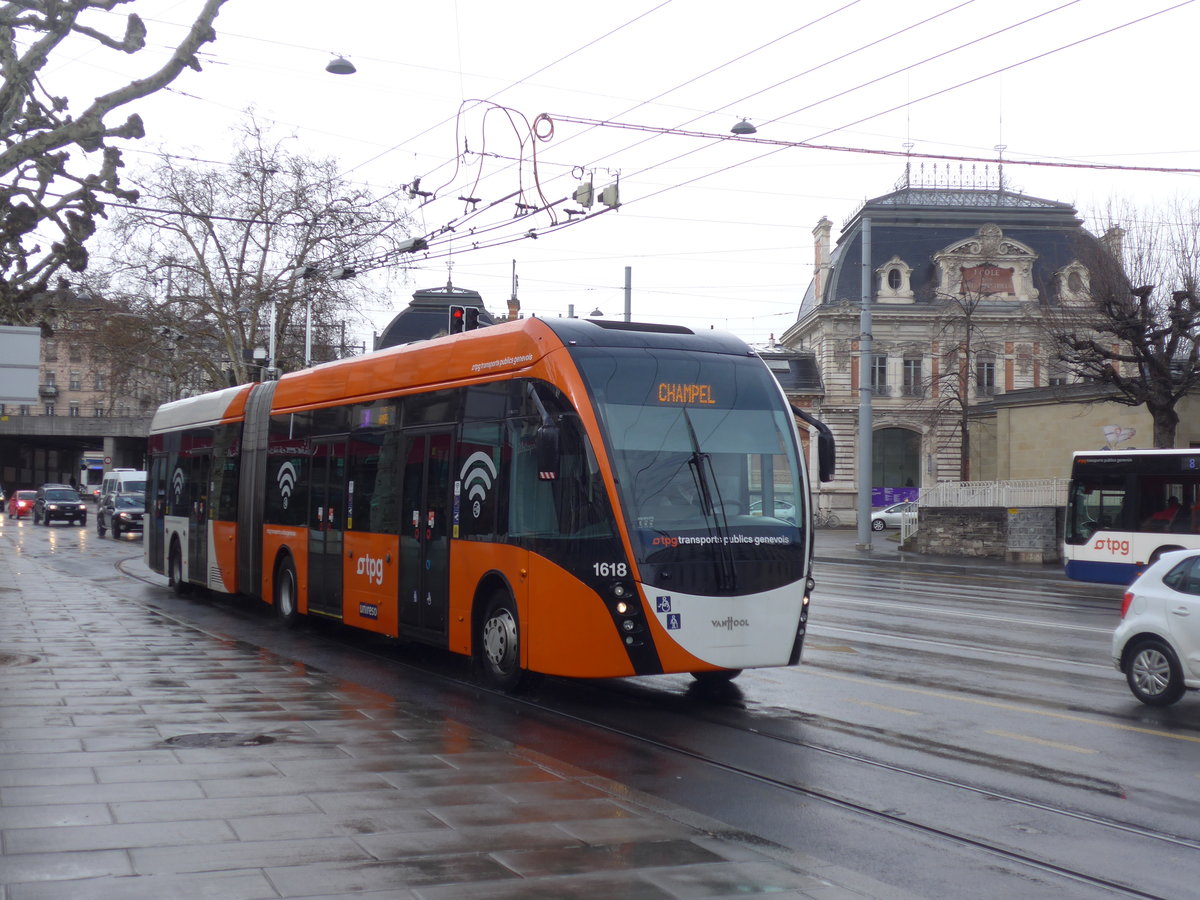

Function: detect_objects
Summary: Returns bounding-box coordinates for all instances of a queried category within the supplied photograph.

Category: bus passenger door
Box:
[308,438,346,618]
[399,429,453,634]
[187,452,212,580]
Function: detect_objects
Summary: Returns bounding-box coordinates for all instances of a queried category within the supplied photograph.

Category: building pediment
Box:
[933,224,1039,301]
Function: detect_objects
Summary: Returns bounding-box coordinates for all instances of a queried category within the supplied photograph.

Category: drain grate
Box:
[163,732,277,748]
[0,652,39,667]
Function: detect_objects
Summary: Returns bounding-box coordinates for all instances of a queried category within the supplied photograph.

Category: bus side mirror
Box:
[790,404,836,483]
[816,429,836,483]
[536,424,560,481]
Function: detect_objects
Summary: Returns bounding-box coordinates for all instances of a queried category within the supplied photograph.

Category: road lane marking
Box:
[986,730,1098,754]
[849,699,921,716]
[809,669,1200,745]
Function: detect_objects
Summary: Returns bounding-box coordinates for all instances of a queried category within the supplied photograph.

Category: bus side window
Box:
[508,419,556,537]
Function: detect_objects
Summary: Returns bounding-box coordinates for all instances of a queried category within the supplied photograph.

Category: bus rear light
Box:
[1120,591,1134,618]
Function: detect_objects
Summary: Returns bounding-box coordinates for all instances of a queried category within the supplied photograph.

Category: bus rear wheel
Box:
[274,557,300,627]
[477,592,534,692]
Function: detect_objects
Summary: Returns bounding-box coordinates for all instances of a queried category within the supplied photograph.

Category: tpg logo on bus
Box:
[355,554,385,585]
[1093,537,1131,556]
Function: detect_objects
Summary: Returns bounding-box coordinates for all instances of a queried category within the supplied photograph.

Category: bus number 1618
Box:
[593,562,628,577]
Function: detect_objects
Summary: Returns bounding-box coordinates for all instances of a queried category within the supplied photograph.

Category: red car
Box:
[7,490,37,519]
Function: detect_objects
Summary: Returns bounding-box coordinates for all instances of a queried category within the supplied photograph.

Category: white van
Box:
[100,468,147,502]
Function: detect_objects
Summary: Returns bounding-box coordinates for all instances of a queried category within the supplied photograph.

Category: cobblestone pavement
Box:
[0,535,901,900]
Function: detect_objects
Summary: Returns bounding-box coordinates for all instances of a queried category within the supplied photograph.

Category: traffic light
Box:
[449,305,482,334]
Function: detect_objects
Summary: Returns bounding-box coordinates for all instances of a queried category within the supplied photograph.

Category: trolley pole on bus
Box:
[856,217,874,552]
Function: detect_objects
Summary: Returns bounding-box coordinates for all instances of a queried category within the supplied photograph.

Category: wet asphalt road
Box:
[6,517,1200,898]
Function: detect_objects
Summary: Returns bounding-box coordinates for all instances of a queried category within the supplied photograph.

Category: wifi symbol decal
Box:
[277,462,298,509]
[171,467,186,502]
[459,451,498,510]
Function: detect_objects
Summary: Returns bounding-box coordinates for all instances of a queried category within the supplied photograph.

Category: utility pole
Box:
[856,218,874,552]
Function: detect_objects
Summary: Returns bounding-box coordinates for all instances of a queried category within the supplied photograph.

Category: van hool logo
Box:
[712,616,750,631]
[171,467,185,502]
[276,462,298,509]
[459,451,497,518]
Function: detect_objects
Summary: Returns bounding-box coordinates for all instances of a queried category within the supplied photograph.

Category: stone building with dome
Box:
[779,166,1119,525]
[375,282,504,349]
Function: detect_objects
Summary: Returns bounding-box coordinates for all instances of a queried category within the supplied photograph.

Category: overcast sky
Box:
[54,0,1200,346]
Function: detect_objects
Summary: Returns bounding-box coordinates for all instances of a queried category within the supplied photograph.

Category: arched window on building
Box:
[872,427,921,503]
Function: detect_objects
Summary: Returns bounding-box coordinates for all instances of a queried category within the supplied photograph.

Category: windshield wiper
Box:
[681,408,737,590]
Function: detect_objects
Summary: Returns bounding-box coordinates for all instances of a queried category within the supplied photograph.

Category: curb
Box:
[813,551,1069,583]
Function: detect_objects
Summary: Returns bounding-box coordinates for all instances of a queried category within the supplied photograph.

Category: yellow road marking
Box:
[986,730,1098,754]
[810,669,1200,745]
[849,699,921,716]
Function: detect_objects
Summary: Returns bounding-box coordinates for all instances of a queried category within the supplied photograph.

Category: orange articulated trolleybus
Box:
[146,317,834,689]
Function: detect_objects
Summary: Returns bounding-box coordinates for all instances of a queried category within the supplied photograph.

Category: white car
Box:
[1112,548,1200,706]
[870,501,916,532]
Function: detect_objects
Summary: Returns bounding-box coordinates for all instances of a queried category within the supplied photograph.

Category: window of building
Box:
[68,402,80,417]
[19,405,30,416]
[976,355,996,396]
[69,345,82,363]
[903,357,923,397]
[44,403,55,416]
[69,371,82,391]
[887,268,901,289]
[44,341,58,361]
[93,407,106,417]
[94,372,106,391]
[1047,358,1069,387]
[44,371,56,385]
[870,354,888,393]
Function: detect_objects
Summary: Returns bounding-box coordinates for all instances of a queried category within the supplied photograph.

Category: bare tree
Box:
[1043,198,1200,448]
[919,277,1009,481]
[0,0,227,328]
[107,114,417,388]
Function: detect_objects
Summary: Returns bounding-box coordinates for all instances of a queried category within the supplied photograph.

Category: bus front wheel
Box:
[691,668,742,685]
[274,557,300,627]
[168,541,189,596]
[477,592,533,692]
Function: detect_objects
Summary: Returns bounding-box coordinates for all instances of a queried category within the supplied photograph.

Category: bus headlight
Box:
[622,619,636,633]
[611,582,628,598]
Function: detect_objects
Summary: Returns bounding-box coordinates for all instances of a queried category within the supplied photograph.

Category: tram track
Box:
[514,676,1192,899]
[520,691,1176,897]
[115,553,1189,898]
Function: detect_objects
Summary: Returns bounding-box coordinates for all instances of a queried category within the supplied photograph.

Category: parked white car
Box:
[1112,548,1200,706]
[870,501,916,532]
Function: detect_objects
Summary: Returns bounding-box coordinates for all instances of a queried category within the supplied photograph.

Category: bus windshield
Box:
[575,348,804,594]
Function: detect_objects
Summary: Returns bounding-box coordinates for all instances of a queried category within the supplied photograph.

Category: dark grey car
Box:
[97,493,145,538]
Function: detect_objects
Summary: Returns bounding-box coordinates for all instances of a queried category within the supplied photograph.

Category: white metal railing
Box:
[899,508,919,544]
[919,478,1068,509]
